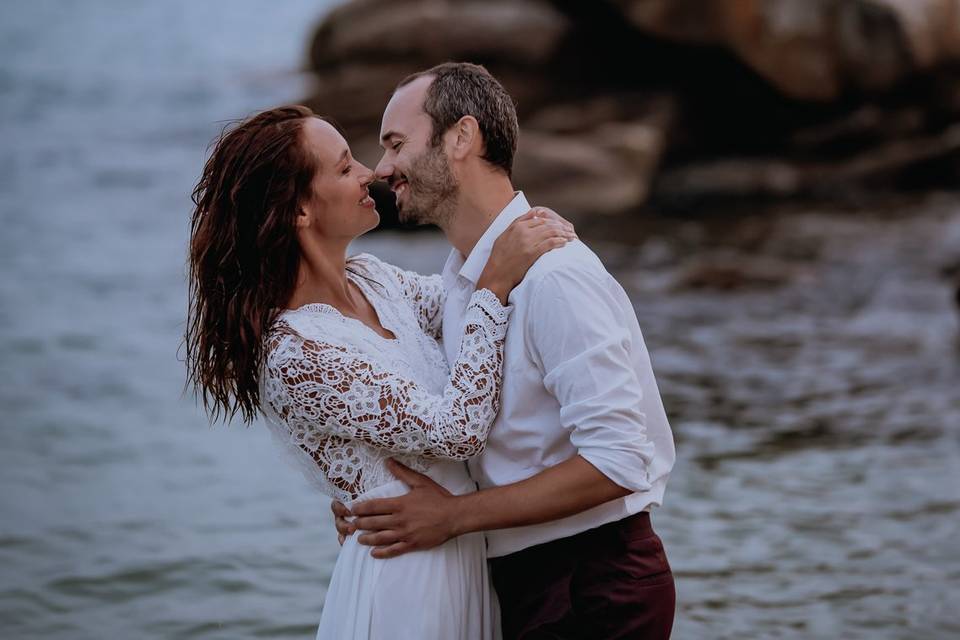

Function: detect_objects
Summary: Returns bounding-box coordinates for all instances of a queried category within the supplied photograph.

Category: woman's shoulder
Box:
[262,316,303,368]
[348,252,397,278]
[264,312,359,366]
[348,252,410,291]
[264,309,326,352]
[347,252,384,270]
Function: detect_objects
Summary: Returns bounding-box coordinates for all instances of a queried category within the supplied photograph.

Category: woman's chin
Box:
[363,209,380,232]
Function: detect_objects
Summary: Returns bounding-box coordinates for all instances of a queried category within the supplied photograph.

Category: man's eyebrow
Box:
[380,131,402,144]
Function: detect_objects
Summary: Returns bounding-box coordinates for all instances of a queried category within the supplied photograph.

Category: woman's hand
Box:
[476,206,576,304]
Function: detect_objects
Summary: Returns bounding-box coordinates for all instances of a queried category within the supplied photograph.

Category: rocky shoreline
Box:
[302,0,960,304]
[302,0,960,221]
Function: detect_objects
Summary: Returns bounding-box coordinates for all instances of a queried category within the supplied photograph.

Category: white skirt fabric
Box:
[316,478,501,640]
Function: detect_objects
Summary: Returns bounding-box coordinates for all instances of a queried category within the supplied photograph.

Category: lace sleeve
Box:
[263,288,510,460]
[389,265,446,340]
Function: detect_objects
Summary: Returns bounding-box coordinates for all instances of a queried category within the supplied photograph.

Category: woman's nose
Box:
[358,164,375,187]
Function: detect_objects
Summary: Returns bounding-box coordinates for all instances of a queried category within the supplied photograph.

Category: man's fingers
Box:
[357,530,402,547]
[352,515,399,532]
[351,497,400,517]
[334,516,355,536]
[371,542,414,559]
[331,500,351,518]
[385,458,432,487]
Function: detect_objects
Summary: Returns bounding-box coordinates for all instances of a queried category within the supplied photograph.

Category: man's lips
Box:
[392,180,408,199]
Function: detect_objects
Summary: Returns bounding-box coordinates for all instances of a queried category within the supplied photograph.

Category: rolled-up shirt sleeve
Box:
[526,267,655,493]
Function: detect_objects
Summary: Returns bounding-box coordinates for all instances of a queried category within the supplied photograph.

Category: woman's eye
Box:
[342,165,351,175]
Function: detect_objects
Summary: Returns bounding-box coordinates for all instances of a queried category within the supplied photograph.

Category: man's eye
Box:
[392,141,402,151]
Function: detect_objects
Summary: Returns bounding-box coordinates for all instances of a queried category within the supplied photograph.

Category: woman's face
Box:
[298,118,379,240]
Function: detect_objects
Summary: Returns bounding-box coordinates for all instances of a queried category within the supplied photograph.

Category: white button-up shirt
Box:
[441,192,675,557]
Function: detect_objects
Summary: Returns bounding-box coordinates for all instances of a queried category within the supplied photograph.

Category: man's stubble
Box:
[398,144,459,229]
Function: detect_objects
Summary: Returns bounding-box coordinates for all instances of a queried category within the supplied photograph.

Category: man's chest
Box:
[441,278,475,364]
[441,279,540,382]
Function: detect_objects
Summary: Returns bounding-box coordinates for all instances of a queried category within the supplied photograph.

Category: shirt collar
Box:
[442,191,531,287]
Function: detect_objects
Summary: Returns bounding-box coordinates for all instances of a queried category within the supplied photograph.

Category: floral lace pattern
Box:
[260,255,510,503]
[390,264,445,340]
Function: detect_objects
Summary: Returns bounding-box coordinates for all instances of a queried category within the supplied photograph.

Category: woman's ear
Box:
[449,115,480,160]
[295,205,311,229]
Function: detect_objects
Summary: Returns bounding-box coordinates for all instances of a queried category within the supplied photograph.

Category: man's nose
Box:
[374,153,392,182]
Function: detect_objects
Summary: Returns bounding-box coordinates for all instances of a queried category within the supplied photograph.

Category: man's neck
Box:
[441,174,516,258]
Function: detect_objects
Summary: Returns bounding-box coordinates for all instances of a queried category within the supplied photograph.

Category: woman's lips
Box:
[359,194,375,208]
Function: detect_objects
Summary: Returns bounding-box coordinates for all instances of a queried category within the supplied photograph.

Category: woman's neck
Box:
[285,238,357,312]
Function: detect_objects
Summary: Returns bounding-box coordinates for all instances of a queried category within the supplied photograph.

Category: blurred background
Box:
[1,1,958,638]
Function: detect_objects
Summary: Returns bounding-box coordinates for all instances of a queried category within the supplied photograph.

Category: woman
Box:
[185,105,574,639]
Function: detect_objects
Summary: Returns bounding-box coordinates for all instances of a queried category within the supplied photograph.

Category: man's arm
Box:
[339,455,628,558]
[336,263,656,558]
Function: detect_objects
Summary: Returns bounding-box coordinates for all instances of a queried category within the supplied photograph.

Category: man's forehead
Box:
[380,75,433,136]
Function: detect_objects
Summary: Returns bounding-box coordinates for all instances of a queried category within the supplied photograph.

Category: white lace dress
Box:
[260,253,508,640]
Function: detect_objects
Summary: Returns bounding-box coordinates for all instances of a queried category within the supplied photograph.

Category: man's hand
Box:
[331,500,353,545]
[349,458,459,559]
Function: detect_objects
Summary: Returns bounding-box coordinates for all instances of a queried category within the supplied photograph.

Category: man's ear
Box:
[449,115,480,160]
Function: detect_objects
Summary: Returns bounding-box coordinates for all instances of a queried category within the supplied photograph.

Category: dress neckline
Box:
[283,266,398,343]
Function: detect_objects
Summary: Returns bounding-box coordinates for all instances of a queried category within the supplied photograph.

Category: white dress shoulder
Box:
[260,253,506,640]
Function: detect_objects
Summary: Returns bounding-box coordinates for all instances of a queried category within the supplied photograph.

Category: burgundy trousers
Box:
[489,512,675,640]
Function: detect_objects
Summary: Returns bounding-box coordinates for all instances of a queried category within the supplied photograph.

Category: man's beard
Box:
[397,145,459,228]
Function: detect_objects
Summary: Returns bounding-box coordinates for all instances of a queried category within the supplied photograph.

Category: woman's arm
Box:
[262,288,510,459]
[380,206,576,340]
[390,268,447,340]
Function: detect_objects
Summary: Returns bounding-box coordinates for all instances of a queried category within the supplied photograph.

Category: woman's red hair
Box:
[185,105,317,424]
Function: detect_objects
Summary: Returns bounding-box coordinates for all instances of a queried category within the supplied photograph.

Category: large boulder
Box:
[303,0,960,219]
[303,0,677,218]
[581,0,960,101]
[516,95,676,214]
[305,0,569,140]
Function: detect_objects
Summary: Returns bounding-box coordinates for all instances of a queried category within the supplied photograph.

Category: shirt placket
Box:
[443,276,474,365]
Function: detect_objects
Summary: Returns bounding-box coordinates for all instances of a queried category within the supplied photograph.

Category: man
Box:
[334,62,676,639]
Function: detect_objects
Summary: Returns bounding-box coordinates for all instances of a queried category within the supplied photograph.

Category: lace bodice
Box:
[260,254,511,503]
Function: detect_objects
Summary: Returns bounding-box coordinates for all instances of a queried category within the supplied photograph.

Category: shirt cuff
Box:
[579,446,653,494]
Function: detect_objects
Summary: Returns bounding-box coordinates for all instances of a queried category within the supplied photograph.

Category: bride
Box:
[184,105,574,639]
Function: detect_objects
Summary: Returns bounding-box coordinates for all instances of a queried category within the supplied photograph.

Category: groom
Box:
[334,62,676,639]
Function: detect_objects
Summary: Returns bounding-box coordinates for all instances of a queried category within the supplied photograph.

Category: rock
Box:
[654,123,960,203]
[514,95,676,214]
[309,0,567,70]
[359,95,676,221]
[880,0,960,67]
[788,105,927,153]
[304,61,426,138]
[672,258,795,291]
[303,0,960,220]
[559,0,960,101]
[305,0,569,140]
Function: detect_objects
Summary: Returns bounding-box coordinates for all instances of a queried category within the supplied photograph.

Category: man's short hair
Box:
[398,62,518,177]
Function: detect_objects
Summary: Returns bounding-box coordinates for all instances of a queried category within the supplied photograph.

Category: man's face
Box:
[375,76,458,227]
